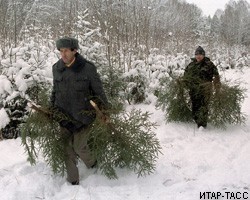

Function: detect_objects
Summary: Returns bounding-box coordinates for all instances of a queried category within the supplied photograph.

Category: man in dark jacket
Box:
[183,46,221,129]
[51,37,109,185]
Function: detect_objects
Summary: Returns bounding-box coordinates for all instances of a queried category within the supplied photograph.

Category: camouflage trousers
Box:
[189,86,212,128]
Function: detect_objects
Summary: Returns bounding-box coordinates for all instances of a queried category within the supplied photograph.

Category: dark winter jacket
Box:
[183,57,220,90]
[51,53,109,128]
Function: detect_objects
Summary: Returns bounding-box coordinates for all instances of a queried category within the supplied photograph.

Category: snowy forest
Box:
[0,0,250,199]
[0,0,249,137]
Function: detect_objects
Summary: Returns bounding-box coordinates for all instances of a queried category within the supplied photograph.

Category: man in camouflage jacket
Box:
[183,46,221,129]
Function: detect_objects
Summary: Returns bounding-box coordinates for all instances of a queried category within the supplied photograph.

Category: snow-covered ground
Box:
[0,67,250,200]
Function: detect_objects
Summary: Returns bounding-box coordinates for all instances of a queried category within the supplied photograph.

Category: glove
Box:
[214,81,221,95]
[59,120,75,132]
[213,75,221,94]
[59,120,83,133]
[100,114,110,124]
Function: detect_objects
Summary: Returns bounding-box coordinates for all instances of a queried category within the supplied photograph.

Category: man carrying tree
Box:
[183,46,221,130]
[51,37,109,185]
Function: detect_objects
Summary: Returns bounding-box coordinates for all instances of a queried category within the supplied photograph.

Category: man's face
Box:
[59,48,77,64]
[195,54,205,63]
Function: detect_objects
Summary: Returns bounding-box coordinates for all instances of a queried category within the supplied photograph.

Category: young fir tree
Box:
[100,64,125,111]
[1,96,28,139]
[22,89,162,179]
[123,67,148,105]
[156,75,246,128]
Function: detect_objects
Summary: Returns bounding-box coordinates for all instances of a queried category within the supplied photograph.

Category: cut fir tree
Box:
[22,98,162,179]
[209,81,246,128]
[21,103,75,175]
[156,75,193,122]
[88,101,161,179]
[156,75,246,129]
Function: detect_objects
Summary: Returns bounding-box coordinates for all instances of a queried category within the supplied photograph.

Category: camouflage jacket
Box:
[183,57,220,90]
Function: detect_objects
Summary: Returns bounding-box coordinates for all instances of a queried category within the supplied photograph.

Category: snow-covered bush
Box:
[0,38,57,138]
[123,60,149,104]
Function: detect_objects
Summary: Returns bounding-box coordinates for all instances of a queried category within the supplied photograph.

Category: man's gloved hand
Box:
[47,106,56,119]
[100,114,110,124]
[214,80,221,94]
[59,120,84,133]
[214,83,221,94]
[59,120,77,133]
[213,75,221,95]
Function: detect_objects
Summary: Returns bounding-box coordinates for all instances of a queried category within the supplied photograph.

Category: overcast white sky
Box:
[185,0,250,16]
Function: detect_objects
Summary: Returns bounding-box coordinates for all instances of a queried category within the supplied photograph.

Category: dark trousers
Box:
[189,86,211,127]
[61,126,95,183]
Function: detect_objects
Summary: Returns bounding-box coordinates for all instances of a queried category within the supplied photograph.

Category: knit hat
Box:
[195,46,205,56]
[56,37,79,50]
